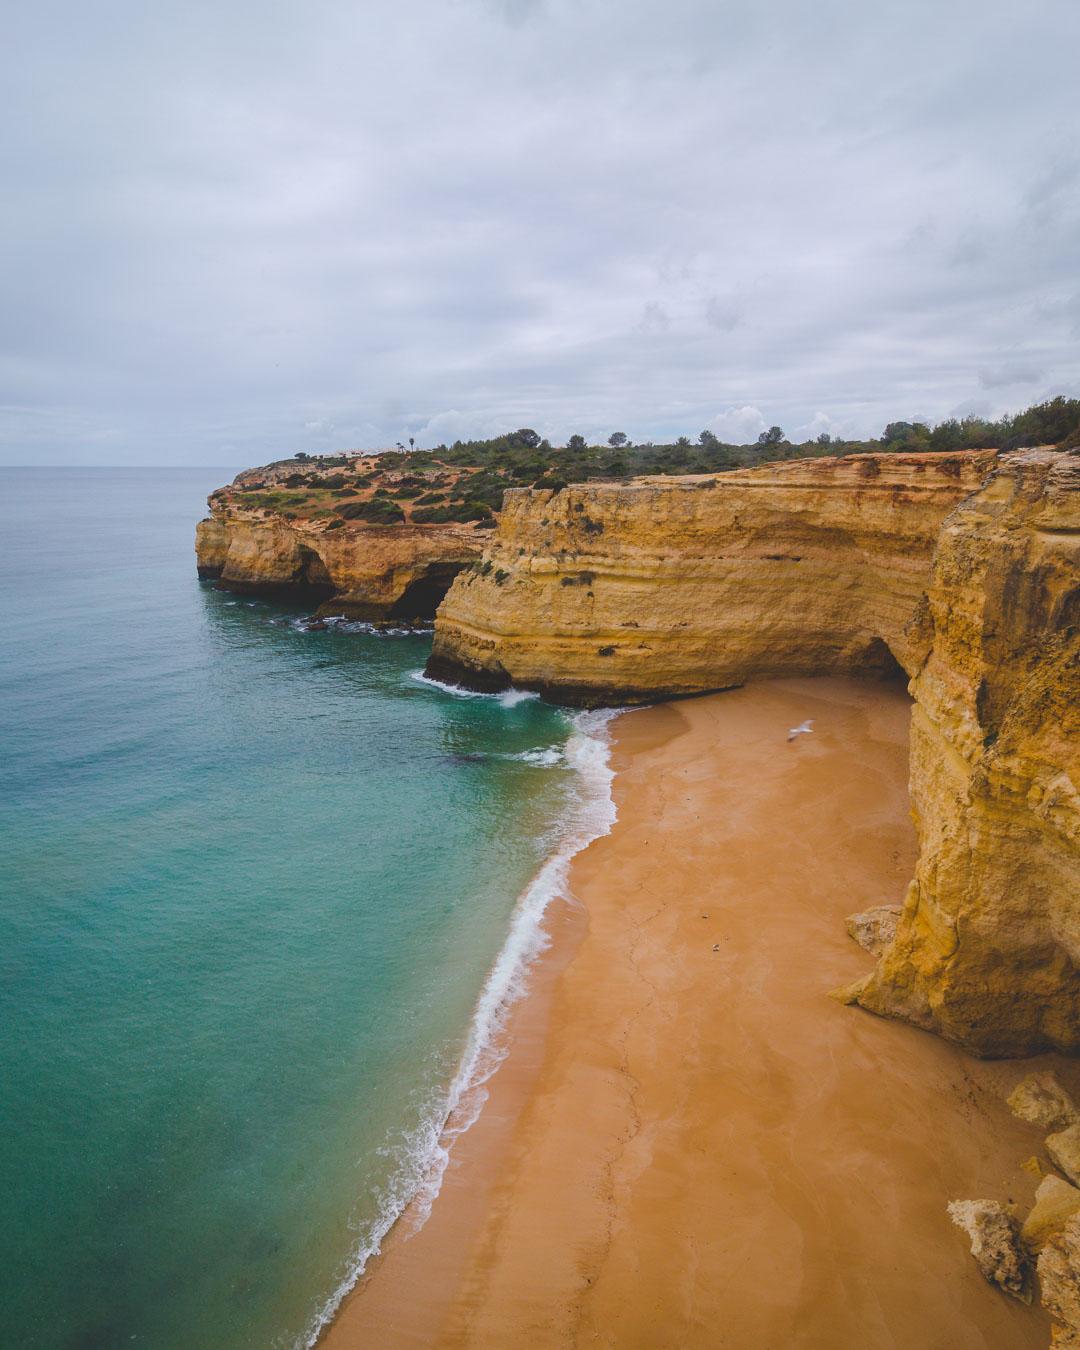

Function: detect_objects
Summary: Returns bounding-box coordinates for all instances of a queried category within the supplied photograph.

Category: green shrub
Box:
[335,498,406,525]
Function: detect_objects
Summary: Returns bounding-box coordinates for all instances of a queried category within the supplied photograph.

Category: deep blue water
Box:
[0,469,598,1349]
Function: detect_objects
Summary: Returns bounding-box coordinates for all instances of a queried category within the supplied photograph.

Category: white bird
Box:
[787,719,814,742]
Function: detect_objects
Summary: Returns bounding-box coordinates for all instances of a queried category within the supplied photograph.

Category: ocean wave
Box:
[291,616,431,637]
[300,705,621,1348]
[409,668,540,708]
[507,747,563,766]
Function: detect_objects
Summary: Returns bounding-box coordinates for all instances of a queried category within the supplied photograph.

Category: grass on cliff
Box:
[215,395,1080,527]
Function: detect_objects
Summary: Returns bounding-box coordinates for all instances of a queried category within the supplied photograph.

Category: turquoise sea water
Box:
[0,469,612,1349]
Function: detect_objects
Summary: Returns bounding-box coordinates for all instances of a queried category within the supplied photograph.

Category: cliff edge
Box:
[195,455,488,620]
[426,448,1079,1056]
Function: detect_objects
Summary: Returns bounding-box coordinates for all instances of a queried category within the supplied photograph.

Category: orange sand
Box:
[325,679,1058,1349]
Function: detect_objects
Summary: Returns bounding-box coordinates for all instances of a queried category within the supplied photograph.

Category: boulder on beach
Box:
[1008,1072,1079,1133]
[844,905,901,956]
[1048,1125,1080,1188]
[1038,1216,1080,1348]
[947,1199,1032,1302]
[1021,1175,1080,1251]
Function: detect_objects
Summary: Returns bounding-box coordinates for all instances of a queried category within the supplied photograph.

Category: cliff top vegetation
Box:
[211,396,1080,528]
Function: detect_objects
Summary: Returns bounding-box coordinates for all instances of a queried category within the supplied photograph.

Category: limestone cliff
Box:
[426,451,996,700]
[427,448,1079,1057]
[851,448,1080,1055]
[196,457,487,619]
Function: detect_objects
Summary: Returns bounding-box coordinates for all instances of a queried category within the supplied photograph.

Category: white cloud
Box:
[791,411,845,442]
[705,406,768,443]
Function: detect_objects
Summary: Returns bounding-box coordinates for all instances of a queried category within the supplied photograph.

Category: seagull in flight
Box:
[787,719,814,742]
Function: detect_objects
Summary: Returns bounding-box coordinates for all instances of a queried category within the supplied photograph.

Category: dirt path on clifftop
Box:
[326,679,1055,1350]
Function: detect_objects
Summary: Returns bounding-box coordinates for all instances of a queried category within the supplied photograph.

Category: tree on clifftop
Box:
[567,434,587,452]
[608,431,628,447]
[757,426,784,445]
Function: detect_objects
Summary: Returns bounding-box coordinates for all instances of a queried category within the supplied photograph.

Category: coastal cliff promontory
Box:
[196,455,488,620]
[427,448,1079,1057]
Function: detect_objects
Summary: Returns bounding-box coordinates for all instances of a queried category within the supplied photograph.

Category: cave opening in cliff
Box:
[388,563,466,621]
[861,636,907,682]
[292,547,336,602]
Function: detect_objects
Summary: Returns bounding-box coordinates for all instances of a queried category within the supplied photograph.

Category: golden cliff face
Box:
[195,508,484,620]
[427,451,996,700]
[850,448,1080,1055]
[428,447,1079,1056]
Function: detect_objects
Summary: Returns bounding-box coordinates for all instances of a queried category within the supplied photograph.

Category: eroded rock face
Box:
[1039,1216,1080,1347]
[851,449,1080,1056]
[428,447,1079,1056]
[427,451,994,701]
[947,1199,1032,1302]
[195,509,484,620]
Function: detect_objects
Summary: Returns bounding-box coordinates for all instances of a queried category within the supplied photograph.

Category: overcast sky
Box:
[3,0,1079,465]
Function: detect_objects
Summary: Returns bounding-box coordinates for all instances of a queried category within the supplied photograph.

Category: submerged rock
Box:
[947,1199,1032,1302]
[1021,1175,1080,1251]
[1008,1072,1079,1132]
[844,905,901,956]
[1039,1216,1080,1348]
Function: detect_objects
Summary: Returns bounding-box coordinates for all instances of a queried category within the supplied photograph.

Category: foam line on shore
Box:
[301,704,621,1348]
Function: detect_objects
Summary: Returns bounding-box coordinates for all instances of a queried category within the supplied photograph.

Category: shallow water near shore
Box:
[0,468,600,1349]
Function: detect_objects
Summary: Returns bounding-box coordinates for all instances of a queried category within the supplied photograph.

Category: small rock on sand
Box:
[1008,1071,1079,1132]
[1048,1124,1080,1188]
[1038,1216,1080,1348]
[947,1199,1032,1302]
[1021,1175,1080,1251]
[844,905,901,956]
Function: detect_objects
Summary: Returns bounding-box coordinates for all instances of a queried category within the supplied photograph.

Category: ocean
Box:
[0,468,614,1349]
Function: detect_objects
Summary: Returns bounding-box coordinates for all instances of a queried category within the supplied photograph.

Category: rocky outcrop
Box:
[426,451,995,700]
[850,449,1079,1056]
[948,1199,1033,1302]
[427,447,1078,1056]
[195,508,484,620]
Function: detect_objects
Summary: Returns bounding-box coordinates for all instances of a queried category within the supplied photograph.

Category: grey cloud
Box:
[1,0,1078,464]
[978,364,1041,390]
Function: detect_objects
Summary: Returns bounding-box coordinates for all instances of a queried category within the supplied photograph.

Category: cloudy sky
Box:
[3,0,1078,464]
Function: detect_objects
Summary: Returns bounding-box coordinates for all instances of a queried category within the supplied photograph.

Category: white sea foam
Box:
[508,747,563,766]
[300,703,621,1349]
[290,616,431,637]
[409,667,540,708]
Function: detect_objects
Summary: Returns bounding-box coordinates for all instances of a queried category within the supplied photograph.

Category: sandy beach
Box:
[324,678,1060,1349]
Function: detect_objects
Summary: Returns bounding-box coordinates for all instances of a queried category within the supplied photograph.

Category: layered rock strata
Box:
[195,511,484,620]
[426,451,995,699]
[427,448,1079,1056]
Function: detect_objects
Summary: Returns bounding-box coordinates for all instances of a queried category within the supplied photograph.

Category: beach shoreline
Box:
[323,677,1059,1348]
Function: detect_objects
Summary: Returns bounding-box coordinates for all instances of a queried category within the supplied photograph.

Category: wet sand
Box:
[325,678,1056,1349]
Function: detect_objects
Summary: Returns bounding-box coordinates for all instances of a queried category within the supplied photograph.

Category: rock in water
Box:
[947,1200,1032,1302]
[1038,1216,1080,1347]
[1021,1176,1080,1251]
[844,905,901,956]
[1049,1125,1080,1188]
